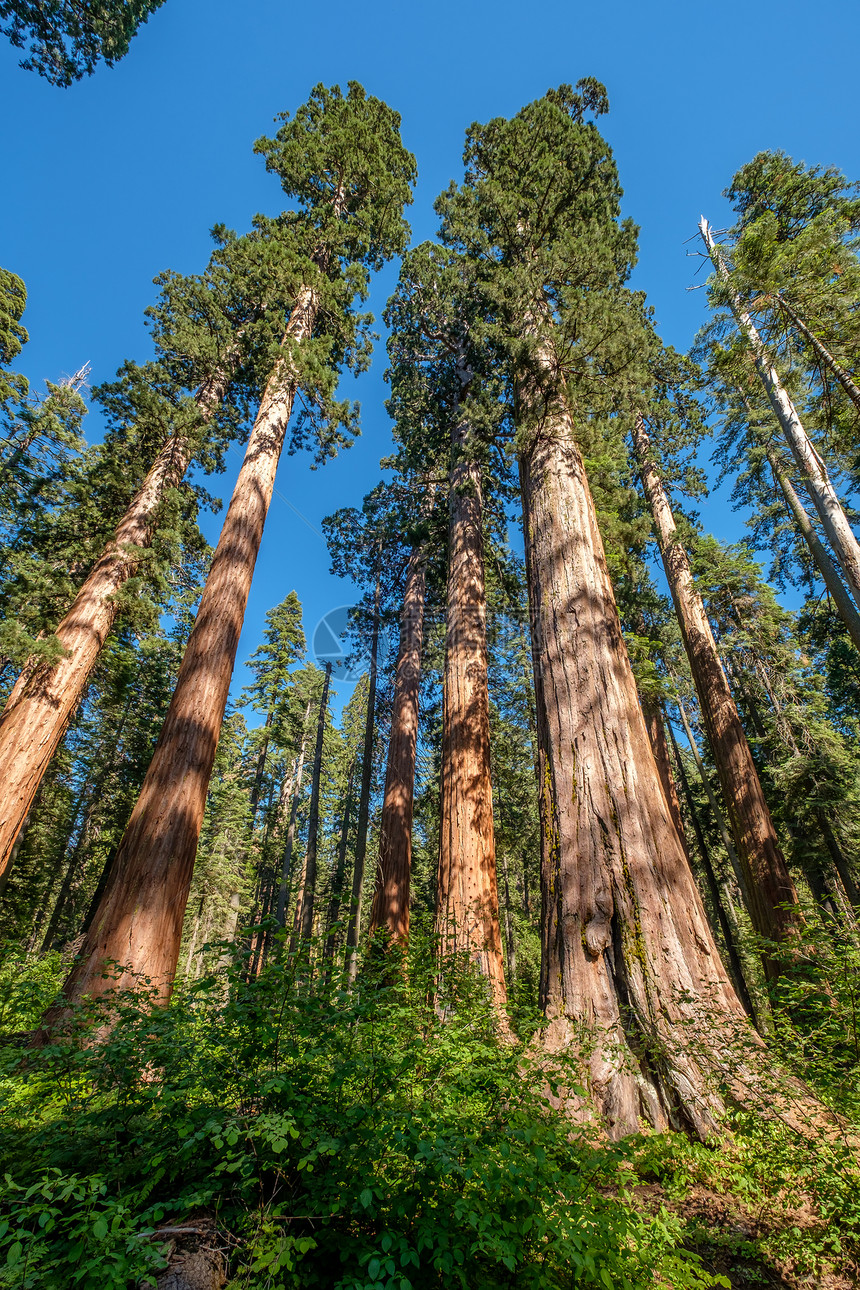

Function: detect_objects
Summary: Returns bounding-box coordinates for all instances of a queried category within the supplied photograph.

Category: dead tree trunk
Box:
[765,447,860,652]
[297,662,332,943]
[369,537,428,946]
[45,289,317,1013]
[700,218,860,606]
[633,414,802,975]
[436,396,506,1011]
[345,570,381,981]
[0,365,232,879]
[516,327,754,1139]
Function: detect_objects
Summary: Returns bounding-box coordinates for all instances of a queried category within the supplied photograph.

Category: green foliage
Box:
[0,268,27,407]
[0,0,166,85]
[1,941,727,1290]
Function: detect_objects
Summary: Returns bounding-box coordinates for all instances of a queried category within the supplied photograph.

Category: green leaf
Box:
[6,1241,22,1266]
[360,1188,373,1208]
[92,1217,108,1240]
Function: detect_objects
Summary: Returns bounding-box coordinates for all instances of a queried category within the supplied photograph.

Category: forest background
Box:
[4,0,859,714]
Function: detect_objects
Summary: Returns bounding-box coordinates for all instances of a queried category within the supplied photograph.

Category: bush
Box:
[0,934,726,1289]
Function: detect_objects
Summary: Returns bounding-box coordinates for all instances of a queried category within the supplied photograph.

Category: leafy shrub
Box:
[0,934,727,1289]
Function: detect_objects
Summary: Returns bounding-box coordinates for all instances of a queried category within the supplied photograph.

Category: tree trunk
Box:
[344,571,381,982]
[275,700,312,927]
[516,329,753,1139]
[249,709,274,826]
[324,760,355,964]
[436,401,506,1011]
[45,288,317,1013]
[297,662,332,942]
[640,694,689,858]
[369,537,428,946]
[673,697,750,907]
[663,713,759,1027]
[700,218,860,607]
[0,365,232,879]
[774,294,860,416]
[633,414,802,974]
[765,446,860,653]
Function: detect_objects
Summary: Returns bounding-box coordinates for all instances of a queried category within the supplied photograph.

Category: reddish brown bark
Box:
[517,334,753,1139]
[633,414,802,975]
[44,289,317,1013]
[0,369,230,880]
[436,413,507,1012]
[369,538,428,946]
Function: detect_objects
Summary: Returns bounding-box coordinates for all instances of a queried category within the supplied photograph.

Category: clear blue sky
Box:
[2,0,858,716]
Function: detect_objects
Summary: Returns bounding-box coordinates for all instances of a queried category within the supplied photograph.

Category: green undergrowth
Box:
[0,928,858,1289]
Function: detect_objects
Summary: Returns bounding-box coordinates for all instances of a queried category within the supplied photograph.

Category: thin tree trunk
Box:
[345,571,381,982]
[640,694,689,858]
[774,294,860,415]
[633,414,802,974]
[436,393,506,1011]
[766,447,860,651]
[0,365,232,879]
[324,761,355,964]
[516,322,752,1139]
[674,698,749,907]
[45,288,318,1014]
[663,713,759,1027]
[249,709,274,826]
[275,700,312,927]
[369,535,428,945]
[297,662,332,943]
[0,812,29,902]
[500,849,516,984]
[700,218,860,607]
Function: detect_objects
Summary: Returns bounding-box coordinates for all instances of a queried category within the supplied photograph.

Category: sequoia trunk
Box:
[0,366,230,879]
[633,414,801,972]
[700,218,860,607]
[369,538,428,946]
[46,288,317,1011]
[517,337,753,1139]
[436,408,506,1011]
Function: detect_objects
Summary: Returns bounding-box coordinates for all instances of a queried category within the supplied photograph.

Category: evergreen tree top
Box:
[725,151,860,240]
[436,79,636,295]
[254,82,417,273]
[242,591,306,714]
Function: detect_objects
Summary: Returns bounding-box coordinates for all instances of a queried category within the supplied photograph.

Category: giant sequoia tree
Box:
[46,84,416,1012]
[0,226,301,880]
[381,242,507,1006]
[438,83,755,1135]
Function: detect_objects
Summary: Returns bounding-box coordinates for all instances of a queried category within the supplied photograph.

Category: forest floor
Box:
[636,1181,853,1289]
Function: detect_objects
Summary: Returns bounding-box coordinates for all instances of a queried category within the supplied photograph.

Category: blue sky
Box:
[2,0,858,718]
